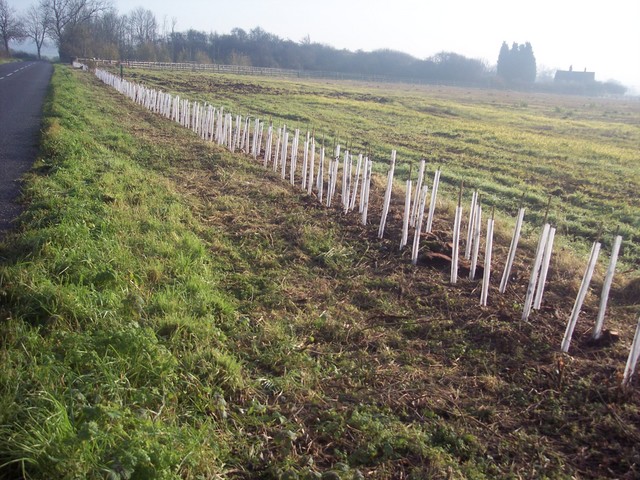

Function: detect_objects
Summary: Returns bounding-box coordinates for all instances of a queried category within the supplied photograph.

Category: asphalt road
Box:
[0,61,53,236]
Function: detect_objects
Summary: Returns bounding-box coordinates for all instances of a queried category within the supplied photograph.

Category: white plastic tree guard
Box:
[411,185,429,265]
[378,150,397,239]
[480,215,495,306]
[411,160,426,228]
[561,241,602,353]
[465,190,479,260]
[307,137,316,196]
[593,235,623,340]
[342,151,352,212]
[533,226,556,310]
[273,128,281,172]
[469,204,482,280]
[623,315,640,386]
[522,224,551,322]
[264,124,273,168]
[317,146,325,204]
[290,129,299,186]
[301,132,310,190]
[349,153,363,212]
[400,178,413,250]
[425,169,441,233]
[280,129,289,181]
[450,204,463,284]
[499,207,525,294]
[361,158,373,225]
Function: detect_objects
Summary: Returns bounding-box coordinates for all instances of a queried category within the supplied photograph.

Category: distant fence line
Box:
[79,58,485,86]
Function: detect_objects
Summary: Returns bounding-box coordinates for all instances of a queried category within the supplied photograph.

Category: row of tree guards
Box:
[94,68,640,387]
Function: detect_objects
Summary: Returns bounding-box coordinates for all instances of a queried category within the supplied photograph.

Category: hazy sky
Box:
[11,0,640,91]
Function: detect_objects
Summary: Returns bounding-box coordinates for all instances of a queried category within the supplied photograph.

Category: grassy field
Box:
[0,65,639,479]
[123,68,640,265]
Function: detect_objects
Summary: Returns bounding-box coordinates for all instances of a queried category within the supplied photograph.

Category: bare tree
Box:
[128,7,157,46]
[90,8,125,59]
[0,0,24,55]
[22,4,50,59]
[41,0,111,55]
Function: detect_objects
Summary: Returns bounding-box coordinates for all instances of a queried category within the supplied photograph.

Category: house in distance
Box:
[554,66,596,84]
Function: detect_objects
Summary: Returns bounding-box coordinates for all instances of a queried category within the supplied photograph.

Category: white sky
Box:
[10,0,640,91]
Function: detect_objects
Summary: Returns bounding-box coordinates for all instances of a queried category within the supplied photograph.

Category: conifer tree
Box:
[496,41,536,84]
[496,41,510,78]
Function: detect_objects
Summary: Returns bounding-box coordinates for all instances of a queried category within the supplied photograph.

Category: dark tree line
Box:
[1,1,491,83]
[1,1,628,94]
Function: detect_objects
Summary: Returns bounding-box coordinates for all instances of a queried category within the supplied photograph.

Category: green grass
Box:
[123,68,640,265]
[0,66,638,479]
[0,67,239,478]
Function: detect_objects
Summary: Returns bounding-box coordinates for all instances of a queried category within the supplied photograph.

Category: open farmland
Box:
[123,68,640,265]
[0,66,639,479]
